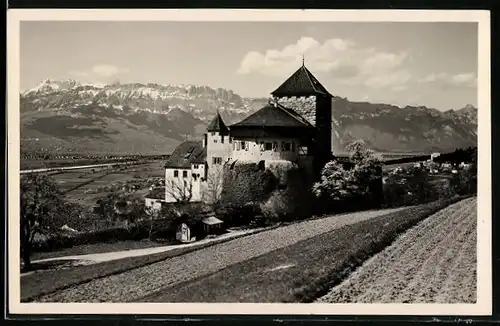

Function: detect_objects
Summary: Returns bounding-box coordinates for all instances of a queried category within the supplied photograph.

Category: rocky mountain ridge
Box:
[20,79,478,155]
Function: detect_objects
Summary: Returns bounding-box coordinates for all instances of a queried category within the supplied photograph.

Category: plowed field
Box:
[317,197,477,304]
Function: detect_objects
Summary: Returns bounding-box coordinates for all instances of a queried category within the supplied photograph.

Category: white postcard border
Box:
[7,9,492,316]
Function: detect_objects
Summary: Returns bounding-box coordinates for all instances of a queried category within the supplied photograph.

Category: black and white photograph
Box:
[7,9,491,316]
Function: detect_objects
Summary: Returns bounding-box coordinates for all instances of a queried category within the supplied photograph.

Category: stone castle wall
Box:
[274,96,316,126]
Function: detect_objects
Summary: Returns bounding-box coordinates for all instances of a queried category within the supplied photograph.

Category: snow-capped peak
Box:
[23,78,81,95]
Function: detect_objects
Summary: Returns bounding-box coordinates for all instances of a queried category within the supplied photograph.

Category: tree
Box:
[312,140,383,210]
[312,160,357,201]
[113,194,145,229]
[166,178,193,204]
[203,165,224,205]
[20,174,67,270]
[94,192,145,229]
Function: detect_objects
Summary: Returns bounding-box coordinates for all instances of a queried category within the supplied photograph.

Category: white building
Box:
[163,140,207,203]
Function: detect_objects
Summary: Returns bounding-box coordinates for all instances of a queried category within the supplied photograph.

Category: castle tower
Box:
[270,62,334,174]
[205,111,232,171]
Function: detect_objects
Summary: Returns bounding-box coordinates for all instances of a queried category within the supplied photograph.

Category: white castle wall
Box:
[206,131,232,171]
[164,164,205,203]
[230,137,302,162]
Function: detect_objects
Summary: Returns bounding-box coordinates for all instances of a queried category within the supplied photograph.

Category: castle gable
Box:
[230,103,313,129]
[271,65,332,97]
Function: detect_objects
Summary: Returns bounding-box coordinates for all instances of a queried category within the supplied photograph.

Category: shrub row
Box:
[31,218,178,253]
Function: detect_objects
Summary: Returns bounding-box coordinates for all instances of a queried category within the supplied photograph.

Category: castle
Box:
[162,62,334,204]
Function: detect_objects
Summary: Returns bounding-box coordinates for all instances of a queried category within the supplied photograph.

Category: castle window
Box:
[272,142,278,152]
[241,141,247,151]
[214,139,218,144]
[264,142,273,151]
[193,164,199,169]
[236,141,241,151]
[211,132,216,136]
[221,135,224,144]
[259,142,265,151]
[212,157,222,165]
[174,170,179,177]
[183,170,188,178]
[282,142,292,152]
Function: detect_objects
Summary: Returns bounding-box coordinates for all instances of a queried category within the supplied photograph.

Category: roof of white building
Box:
[202,216,223,225]
[164,140,206,169]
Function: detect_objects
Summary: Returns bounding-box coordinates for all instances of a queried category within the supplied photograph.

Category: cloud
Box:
[68,70,89,78]
[92,64,130,77]
[364,70,412,89]
[419,72,477,88]
[69,64,130,81]
[237,36,412,89]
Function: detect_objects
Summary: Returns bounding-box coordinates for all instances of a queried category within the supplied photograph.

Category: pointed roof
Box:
[207,111,229,134]
[229,102,314,129]
[165,140,206,168]
[271,64,332,97]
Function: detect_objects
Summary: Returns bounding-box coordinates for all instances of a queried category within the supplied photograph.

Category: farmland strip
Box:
[316,197,477,304]
[34,207,407,302]
[377,201,475,303]
[135,199,464,303]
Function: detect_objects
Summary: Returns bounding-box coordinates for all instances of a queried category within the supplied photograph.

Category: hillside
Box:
[20,79,478,155]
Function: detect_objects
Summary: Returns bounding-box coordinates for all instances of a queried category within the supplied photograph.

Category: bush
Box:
[260,190,292,224]
[383,166,460,208]
[221,163,278,206]
[312,140,383,215]
[451,164,477,195]
[218,163,278,226]
[264,166,314,218]
[32,227,135,252]
[215,201,262,227]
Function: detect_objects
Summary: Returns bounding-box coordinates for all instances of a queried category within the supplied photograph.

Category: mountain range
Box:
[20,79,478,155]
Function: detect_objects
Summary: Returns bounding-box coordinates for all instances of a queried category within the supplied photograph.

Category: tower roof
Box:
[207,111,229,133]
[271,64,332,97]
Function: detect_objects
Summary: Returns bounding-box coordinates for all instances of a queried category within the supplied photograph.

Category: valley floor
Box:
[316,197,477,304]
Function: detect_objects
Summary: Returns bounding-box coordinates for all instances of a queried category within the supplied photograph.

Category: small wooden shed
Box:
[201,215,224,234]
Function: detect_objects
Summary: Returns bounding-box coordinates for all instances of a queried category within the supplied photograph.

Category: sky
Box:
[20,21,478,110]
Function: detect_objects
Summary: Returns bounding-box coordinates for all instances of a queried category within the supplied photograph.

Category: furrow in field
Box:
[329,203,462,302]
[316,197,477,304]
[375,200,476,303]
[434,229,477,303]
[405,202,476,303]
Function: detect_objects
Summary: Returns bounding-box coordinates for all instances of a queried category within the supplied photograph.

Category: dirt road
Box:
[317,197,477,304]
